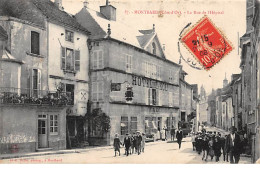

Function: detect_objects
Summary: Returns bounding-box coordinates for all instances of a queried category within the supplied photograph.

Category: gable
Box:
[145,34,165,58]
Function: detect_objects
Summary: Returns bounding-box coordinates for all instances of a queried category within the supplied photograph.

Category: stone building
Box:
[0,0,90,154]
[75,1,184,144]
[240,0,260,163]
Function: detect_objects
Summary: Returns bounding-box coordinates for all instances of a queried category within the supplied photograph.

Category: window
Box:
[169,92,173,106]
[125,54,132,73]
[152,89,157,105]
[31,31,40,55]
[66,48,74,71]
[92,50,103,69]
[92,81,103,101]
[50,115,58,134]
[130,117,137,134]
[169,70,173,81]
[65,30,74,42]
[152,42,156,55]
[181,112,186,121]
[147,88,158,105]
[61,47,80,71]
[121,116,128,135]
[32,69,41,97]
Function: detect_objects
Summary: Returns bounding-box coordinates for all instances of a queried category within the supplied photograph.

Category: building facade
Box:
[0,0,90,154]
[75,1,185,144]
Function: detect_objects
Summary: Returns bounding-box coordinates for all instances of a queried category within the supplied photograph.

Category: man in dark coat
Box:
[136,131,142,155]
[170,125,176,141]
[123,133,131,156]
[225,126,242,164]
[213,136,222,162]
[176,128,183,149]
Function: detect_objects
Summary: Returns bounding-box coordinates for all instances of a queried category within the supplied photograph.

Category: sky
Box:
[59,0,246,95]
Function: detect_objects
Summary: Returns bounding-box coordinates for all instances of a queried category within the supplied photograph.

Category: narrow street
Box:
[1,136,251,164]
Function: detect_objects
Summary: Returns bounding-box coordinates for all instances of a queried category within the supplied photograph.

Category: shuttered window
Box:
[31,31,40,55]
[92,50,103,69]
[60,47,80,72]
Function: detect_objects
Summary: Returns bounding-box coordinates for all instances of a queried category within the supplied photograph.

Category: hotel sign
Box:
[132,75,168,91]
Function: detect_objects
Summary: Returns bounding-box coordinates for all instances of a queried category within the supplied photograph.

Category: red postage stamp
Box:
[181,16,233,70]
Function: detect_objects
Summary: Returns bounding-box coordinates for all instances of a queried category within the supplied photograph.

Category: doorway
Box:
[38,115,48,148]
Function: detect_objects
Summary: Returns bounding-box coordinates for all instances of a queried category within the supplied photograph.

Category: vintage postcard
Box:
[0,0,260,164]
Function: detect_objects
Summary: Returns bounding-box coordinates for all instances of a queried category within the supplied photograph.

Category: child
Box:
[113,133,122,157]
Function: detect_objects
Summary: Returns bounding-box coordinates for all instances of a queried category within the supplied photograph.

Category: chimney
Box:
[55,0,63,11]
[100,0,116,21]
[83,0,89,8]
[162,44,165,51]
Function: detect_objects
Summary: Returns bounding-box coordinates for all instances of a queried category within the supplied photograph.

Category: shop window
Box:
[65,30,74,43]
[31,31,40,55]
[92,50,103,69]
[130,117,137,134]
[121,116,128,135]
[50,115,58,134]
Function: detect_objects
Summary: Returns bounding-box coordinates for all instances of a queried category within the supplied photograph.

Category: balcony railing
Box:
[0,87,73,106]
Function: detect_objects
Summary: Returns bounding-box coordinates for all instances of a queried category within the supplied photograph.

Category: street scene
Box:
[0,127,251,164]
[0,0,260,164]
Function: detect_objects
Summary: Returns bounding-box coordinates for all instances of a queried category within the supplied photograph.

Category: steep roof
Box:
[136,33,155,48]
[0,0,90,34]
[75,7,142,47]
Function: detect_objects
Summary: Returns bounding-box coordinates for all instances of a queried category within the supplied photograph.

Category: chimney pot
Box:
[83,0,89,8]
[55,0,63,10]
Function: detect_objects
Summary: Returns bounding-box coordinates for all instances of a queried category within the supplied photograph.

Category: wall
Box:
[0,20,48,91]
[0,105,67,154]
[48,22,89,116]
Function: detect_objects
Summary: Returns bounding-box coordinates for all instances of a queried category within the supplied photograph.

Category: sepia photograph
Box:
[0,0,259,164]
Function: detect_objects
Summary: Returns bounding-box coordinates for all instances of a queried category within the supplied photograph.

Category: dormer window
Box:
[65,30,74,43]
[152,42,156,55]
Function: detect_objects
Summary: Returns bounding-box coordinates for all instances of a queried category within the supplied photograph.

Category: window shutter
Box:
[71,50,75,71]
[38,69,41,97]
[61,47,65,69]
[75,50,80,71]
[98,51,103,68]
[93,51,97,69]
[158,90,161,106]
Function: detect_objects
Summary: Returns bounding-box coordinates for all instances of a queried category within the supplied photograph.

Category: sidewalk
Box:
[0,140,168,160]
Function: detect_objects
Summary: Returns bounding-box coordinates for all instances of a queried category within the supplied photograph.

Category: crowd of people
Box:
[113,131,146,157]
[191,126,244,164]
[113,126,184,157]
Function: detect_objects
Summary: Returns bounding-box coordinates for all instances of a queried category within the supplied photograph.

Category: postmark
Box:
[181,16,233,70]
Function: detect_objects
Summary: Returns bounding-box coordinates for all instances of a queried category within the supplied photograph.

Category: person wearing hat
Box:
[176,127,183,149]
[213,136,222,162]
[136,131,142,155]
[130,133,136,154]
[123,133,131,156]
[225,126,242,164]
[113,133,122,157]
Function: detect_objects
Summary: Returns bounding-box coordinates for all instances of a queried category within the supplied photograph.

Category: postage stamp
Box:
[181,16,233,70]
